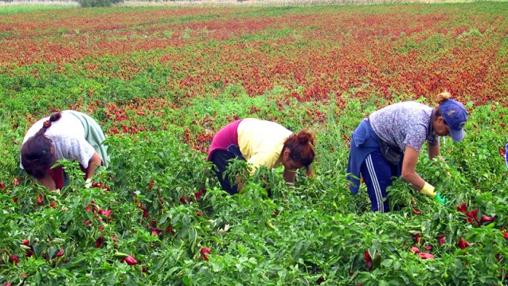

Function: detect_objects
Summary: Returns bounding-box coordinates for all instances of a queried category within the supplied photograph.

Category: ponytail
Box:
[283,130,315,168]
[34,112,62,136]
[435,91,452,116]
[436,91,452,104]
[21,112,61,179]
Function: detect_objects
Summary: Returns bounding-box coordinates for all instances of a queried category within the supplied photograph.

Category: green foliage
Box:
[0,3,507,285]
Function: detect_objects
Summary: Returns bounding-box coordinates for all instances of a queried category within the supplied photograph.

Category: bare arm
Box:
[428,142,440,160]
[306,165,315,178]
[85,153,102,180]
[37,174,56,190]
[401,146,426,191]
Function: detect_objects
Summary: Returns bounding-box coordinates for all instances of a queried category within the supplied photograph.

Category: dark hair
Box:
[283,130,315,168]
[21,112,61,179]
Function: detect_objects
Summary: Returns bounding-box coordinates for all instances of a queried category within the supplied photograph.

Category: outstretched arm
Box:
[85,153,102,180]
[401,146,425,190]
[428,142,440,160]
[402,146,444,204]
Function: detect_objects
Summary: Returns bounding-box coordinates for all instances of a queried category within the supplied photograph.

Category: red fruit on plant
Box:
[99,209,112,218]
[151,227,161,237]
[36,194,44,205]
[465,209,480,226]
[410,246,420,254]
[503,231,508,240]
[165,225,175,235]
[412,208,422,215]
[92,182,110,191]
[413,233,422,244]
[480,214,495,224]
[418,252,434,260]
[457,237,470,249]
[424,245,433,251]
[363,250,372,269]
[200,247,211,261]
[194,189,205,201]
[4,282,12,286]
[22,239,30,246]
[25,249,33,258]
[179,196,189,204]
[49,201,57,208]
[55,249,64,257]
[9,255,19,265]
[437,234,446,246]
[95,236,104,248]
[457,203,468,213]
[123,255,138,265]
[0,181,5,190]
[466,209,478,218]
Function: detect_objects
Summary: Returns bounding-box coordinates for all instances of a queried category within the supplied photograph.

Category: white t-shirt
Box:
[21,111,96,169]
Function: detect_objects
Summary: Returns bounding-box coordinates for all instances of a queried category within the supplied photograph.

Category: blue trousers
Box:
[360,150,400,212]
[210,145,245,195]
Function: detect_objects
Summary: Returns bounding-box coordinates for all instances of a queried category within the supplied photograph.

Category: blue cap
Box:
[439,99,468,142]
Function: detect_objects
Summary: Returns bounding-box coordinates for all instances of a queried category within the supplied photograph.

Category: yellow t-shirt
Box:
[237,118,293,174]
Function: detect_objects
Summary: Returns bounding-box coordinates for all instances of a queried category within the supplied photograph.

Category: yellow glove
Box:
[420,182,436,197]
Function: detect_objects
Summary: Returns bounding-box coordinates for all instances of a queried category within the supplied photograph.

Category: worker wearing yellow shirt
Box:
[208,118,315,194]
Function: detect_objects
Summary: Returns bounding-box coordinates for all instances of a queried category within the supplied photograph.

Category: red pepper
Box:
[457,237,470,249]
[418,252,434,260]
[363,250,372,270]
[123,255,138,265]
[456,203,468,213]
[55,249,64,257]
[200,247,212,261]
[9,255,19,265]
[95,236,104,248]
[437,234,446,246]
[480,214,495,224]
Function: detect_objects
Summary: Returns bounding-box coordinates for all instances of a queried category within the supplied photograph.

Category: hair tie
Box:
[43,120,51,128]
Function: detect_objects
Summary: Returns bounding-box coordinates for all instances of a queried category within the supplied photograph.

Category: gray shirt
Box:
[369,101,438,152]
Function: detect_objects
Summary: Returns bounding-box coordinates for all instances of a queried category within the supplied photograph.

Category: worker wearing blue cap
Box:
[347,92,468,212]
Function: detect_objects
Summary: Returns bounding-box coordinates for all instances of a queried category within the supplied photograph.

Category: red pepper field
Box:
[0,3,507,285]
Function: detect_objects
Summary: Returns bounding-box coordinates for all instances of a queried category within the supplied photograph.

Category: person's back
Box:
[369,101,435,152]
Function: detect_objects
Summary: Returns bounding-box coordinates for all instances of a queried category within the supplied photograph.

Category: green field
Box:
[0,3,507,285]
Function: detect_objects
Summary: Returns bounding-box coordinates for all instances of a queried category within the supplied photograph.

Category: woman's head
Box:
[281,130,315,172]
[433,91,468,141]
[21,112,61,179]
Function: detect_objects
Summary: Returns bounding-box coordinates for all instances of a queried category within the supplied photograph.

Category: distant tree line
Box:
[0,0,123,7]
[77,0,123,7]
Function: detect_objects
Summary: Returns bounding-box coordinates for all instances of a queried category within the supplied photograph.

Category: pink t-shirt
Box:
[207,119,242,160]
